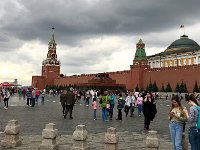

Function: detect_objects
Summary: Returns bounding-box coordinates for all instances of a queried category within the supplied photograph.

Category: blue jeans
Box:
[109,104,114,119]
[102,107,107,121]
[130,103,134,115]
[41,96,45,103]
[138,104,143,115]
[169,121,183,150]
[93,109,97,119]
[188,126,200,150]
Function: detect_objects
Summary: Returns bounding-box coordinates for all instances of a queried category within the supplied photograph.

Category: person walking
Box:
[109,91,115,120]
[92,97,97,120]
[186,94,200,150]
[116,94,124,121]
[26,88,32,106]
[143,92,157,131]
[31,88,36,107]
[130,92,136,117]
[136,94,143,116]
[85,90,90,107]
[168,95,188,150]
[65,89,75,119]
[100,91,110,121]
[124,93,132,117]
[41,89,46,104]
[35,88,40,103]
[60,90,67,118]
[3,89,10,109]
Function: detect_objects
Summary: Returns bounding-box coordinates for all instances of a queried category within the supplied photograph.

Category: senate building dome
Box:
[166,35,200,51]
[147,34,200,68]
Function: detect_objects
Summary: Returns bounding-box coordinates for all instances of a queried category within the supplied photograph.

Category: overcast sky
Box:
[0,0,200,86]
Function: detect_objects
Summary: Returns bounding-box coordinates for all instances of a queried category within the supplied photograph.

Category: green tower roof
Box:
[134,39,147,60]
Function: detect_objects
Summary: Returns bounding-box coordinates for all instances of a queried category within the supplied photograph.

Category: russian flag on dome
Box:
[180,24,184,28]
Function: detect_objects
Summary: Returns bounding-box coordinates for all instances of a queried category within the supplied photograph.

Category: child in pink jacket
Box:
[92,98,97,120]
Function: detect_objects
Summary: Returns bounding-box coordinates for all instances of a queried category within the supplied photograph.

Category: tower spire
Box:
[49,27,56,46]
[51,27,55,42]
[42,27,60,66]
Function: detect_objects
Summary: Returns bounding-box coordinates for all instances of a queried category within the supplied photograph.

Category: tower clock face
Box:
[51,53,56,59]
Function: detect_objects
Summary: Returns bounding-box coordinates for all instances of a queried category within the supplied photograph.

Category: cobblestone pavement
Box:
[0,95,190,149]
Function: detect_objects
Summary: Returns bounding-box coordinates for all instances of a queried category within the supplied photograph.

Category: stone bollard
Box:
[71,124,89,150]
[1,120,22,148]
[146,130,159,150]
[39,123,59,150]
[104,127,119,150]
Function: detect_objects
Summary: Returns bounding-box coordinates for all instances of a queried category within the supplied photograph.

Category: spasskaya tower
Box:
[32,28,60,89]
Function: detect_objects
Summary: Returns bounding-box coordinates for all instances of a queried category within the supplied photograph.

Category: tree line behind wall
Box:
[45,84,126,92]
[135,80,200,93]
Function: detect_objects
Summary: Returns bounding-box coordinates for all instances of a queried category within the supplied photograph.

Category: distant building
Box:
[32,28,60,90]
[32,30,200,92]
[148,35,200,68]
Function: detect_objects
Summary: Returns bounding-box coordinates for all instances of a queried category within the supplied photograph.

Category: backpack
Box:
[194,105,200,129]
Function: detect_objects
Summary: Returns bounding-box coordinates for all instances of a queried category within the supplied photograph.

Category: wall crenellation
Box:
[144,64,200,72]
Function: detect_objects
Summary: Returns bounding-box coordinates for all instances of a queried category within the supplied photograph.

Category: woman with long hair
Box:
[168,95,188,150]
[186,94,200,150]
[143,92,157,131]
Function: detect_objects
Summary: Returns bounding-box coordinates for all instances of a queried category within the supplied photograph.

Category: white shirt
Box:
[125,95,132,107]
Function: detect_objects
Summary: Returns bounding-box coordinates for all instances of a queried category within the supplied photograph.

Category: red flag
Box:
[180,25,184,28]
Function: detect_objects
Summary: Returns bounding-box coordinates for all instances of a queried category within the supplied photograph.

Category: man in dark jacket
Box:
[60,90,67,118]
[65,89,75,119]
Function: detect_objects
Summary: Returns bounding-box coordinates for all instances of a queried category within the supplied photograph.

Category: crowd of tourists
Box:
[60,88,200,150]
[0,87,46,109]
[1,86,200,149]
[60,89,157,132]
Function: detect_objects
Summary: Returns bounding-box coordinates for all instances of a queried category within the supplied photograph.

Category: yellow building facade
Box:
[147,35,200,68]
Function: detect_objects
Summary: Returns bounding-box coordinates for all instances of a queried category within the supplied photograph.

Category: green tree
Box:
[175,83,180,93]
[45,85,50,91]
[160,84,165,92]
[183,83,188,93]
[135,84,139,92]
[141,87,144,92]
[166,82,172,92]
[193,81,199,92]
[179,81,185,93]
[179,81,187,93]
[148,80,153,92]
[152,81,159,92]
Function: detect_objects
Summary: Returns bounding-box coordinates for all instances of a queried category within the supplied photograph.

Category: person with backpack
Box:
[100,90,110,121]
[186,94,200,150]
[116,94,124,121]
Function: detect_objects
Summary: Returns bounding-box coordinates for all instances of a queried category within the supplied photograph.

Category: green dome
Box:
[167,35,200,51]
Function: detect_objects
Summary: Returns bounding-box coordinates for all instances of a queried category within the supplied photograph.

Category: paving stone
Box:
[0,95,192,149]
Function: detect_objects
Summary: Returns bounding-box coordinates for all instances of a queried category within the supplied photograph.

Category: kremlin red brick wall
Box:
[53,64,200,92]
[143,64,200,92]
[54,74,95,86]
[32,76,45,90]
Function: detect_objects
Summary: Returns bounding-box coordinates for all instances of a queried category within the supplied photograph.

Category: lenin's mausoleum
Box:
[32,29,200,92]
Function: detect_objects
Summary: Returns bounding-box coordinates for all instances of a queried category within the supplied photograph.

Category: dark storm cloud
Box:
[1,0,200,49]
[60,47,113,67]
